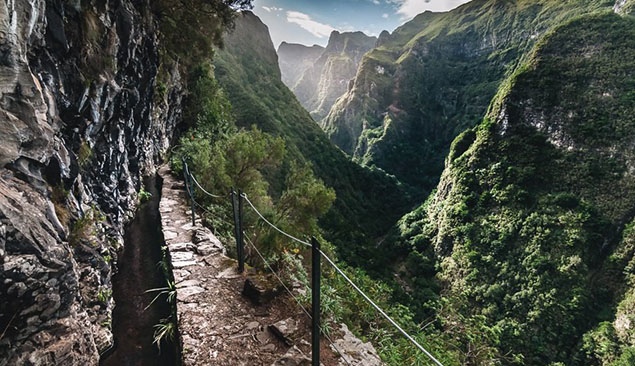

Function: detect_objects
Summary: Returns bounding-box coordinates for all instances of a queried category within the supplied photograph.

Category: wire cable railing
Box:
[191,174,228,199]
[241,193,312,248]
[240,193,444,366]
[243,232,353,366]
[319,249,443,366]
[180,161,444,366]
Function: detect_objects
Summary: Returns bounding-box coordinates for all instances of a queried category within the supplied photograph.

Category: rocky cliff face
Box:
[614,0,635,14]
[277,42,324,89]
[323,0,616,191]
[0,0,182,364]
[288,31,376,123]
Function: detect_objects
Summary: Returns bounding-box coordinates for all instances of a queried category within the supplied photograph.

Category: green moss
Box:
[330,0,617,192]
[78,141,93,168]
[68,207,104,247]
[50,184,70,228]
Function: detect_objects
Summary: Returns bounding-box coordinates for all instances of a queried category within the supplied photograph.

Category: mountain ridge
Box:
[279,30,377,123]
[388,8,635,365]
[277,42,325,89]
[324,0,617,192]
[214,11,414,266]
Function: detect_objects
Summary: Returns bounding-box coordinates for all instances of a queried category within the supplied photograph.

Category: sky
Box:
[252,0,473,48]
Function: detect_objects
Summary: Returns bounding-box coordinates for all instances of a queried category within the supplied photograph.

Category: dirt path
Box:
[158,167,335,365]
[158,166,383,366]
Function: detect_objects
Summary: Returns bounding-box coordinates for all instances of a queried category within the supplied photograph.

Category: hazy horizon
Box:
[252,0,473,48]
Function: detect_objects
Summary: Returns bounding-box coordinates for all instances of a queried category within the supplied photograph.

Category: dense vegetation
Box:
[168,49,462,366]
[388,11,635,365]
[169,61,334,253]
[152,0,252,64]
[324,0,616,193]
[211,12,415,269]
[161,2,634,365]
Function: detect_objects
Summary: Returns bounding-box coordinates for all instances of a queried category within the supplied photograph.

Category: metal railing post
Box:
[311,237,321,366]
[231,188,244,272]
[237,190,244,273]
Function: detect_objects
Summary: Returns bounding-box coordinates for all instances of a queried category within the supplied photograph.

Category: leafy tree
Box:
[218,126,285,201]
[251,162,336,254]
[153,0,253,64]
[276,162,336,235]
[183,62,235,137]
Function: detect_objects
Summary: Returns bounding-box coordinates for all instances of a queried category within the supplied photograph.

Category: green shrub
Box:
[97,288,112,304]
[138,187,152,203]
[68,207,104,246]
[50,184,71,228]
[152,0,253,66]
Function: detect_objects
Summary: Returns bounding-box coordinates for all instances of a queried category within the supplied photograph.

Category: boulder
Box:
[271,346,311,366]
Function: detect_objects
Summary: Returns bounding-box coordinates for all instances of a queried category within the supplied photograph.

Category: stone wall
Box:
[0,0,183,364]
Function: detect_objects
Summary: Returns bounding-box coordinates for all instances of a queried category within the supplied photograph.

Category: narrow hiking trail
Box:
[158,166,380,366]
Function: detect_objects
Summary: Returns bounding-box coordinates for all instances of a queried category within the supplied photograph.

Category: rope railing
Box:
[179,160,444,366]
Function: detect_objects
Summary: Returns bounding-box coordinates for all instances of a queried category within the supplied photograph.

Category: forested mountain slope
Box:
[324,0,617,192]
[389,8,635,365]
[213,12,413,266]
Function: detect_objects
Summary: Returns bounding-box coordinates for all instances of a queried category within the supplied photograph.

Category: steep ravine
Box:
[0,0,183,364]
[389,9,635,365]
[323,0,618,190]
[214,12,413,269]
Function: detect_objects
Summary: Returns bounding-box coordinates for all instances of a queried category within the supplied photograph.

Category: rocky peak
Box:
[376,30,391,47]
[614,0,635,14]
[284,30,377,123]
[277,42,325,88]
[229,11,280,69]
[324,31,377,62]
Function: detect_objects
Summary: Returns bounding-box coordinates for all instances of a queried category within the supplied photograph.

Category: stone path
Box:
[157,166,383,366]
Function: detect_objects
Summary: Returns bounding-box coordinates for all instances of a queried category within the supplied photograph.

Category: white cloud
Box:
[261,6,283,12]
[286,11,337,38]
[395,0,472,20]
[382,13,389,18]
[363,29,379,37]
